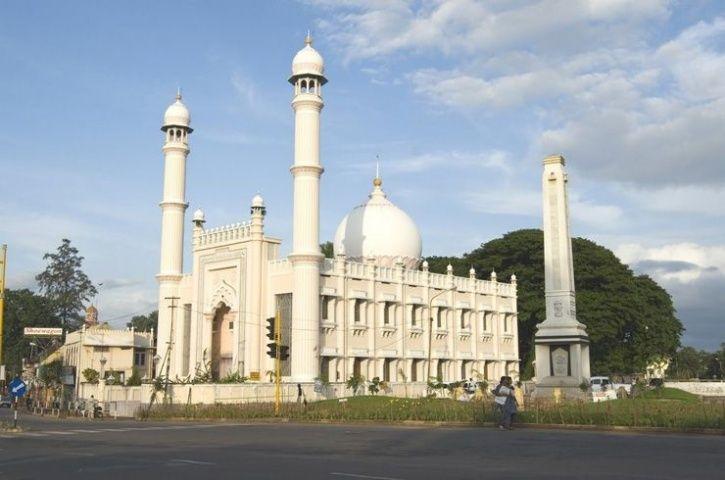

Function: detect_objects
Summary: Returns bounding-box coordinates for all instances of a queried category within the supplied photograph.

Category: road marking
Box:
[330,473,404,480]
[42,431,76,435]
[168,459,216,466]
[22,433,50,437]
[69,429,101,433]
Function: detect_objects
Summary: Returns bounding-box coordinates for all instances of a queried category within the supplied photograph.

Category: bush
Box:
[346,374,364,395]
[126,368,142,386]
[218,371,247,384]
[82,368,99,384]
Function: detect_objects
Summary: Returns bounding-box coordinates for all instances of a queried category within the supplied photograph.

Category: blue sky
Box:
[1,1,723,350]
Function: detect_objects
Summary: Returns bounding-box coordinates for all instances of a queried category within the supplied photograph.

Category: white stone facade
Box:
[155,37,520,386]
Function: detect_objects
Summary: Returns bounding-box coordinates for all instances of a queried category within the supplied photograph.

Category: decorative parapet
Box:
[196,222,252,248]
[307,257,515,297]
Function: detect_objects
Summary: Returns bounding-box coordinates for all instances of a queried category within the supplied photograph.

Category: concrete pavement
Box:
[1,408,724,479]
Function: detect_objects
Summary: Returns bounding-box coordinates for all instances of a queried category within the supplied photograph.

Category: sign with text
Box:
[23,327,63,337]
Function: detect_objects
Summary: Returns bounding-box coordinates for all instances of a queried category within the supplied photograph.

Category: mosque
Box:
[154,35,520,385]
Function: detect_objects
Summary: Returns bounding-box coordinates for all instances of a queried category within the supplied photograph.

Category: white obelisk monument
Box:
[534,154,590,398]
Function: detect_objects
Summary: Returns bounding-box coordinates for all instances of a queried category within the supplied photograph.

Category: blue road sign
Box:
[9,378,27,398]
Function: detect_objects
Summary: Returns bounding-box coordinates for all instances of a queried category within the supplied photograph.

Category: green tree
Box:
[668,346,709,379]
[320,241,334,259]
[427,229,683,377]
[35,239,97,330]
[2,289,61,376]
[127,310,158,332]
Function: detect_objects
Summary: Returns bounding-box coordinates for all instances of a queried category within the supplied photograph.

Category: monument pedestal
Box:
[533,322,590,399]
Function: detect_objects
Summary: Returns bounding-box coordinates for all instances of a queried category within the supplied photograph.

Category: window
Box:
[228,321,234,330]
[460,310,467,329]
[436,308,445,329]
[321,296,334,322]
[503,314,510,333]
[411,305,419,327]
[354,299,364,324]
[134,350,146,367]
[383,302,392,325]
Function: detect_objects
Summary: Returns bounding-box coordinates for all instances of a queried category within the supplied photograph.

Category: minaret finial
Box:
[373,154,382,187]
[176,86,182,101]
[305,30,312,46]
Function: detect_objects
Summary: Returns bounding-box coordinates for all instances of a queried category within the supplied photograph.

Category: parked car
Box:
[0,396,13,408]
[590,376,631,402]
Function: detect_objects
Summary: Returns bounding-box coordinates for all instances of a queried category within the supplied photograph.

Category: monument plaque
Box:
[551,347,569,377]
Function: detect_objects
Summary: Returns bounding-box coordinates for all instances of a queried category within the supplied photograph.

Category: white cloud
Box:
[312,0,671,61]
[616,242,725,283]
[345,149,513,175]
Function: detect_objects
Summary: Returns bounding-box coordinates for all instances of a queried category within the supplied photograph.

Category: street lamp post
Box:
[426,286,457,383]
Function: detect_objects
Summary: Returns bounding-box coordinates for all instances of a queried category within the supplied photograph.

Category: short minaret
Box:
[248,194,266,377]
[288,34,327,382]
[156,90,192,377]
[534,154,590,398]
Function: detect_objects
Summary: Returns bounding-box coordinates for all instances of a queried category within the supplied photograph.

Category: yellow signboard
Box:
[249,371,260,381]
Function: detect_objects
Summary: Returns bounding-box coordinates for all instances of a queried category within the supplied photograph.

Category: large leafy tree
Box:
[36,238,97,330]
[127,310,158,333]
[427,229,682,377]
[2,289,61,376]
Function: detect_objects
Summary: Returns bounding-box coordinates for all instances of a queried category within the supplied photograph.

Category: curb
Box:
[141,417,724,436]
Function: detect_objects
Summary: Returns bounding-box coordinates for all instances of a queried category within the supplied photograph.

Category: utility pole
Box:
[0,244,7,372]
[274,310,281,415]
[163,296,179,404]
[426,286,457,384]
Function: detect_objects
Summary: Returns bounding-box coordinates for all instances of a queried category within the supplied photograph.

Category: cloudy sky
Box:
[1,1,723,349]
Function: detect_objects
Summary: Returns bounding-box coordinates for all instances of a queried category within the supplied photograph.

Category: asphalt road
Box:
[1,408,724,480]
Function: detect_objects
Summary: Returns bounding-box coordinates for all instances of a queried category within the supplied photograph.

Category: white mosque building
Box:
[155,35,519,386]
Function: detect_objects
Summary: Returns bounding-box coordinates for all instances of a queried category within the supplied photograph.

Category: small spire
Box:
[305,30,313,46]
[373,154,382,187]
[176,86,182,101]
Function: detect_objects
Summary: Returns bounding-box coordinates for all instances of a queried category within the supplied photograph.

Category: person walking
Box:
[493,376,508,428]
[500,376,518,430]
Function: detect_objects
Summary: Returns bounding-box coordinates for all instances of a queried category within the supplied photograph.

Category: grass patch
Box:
[635,387,700,403]
[143,394,725,431]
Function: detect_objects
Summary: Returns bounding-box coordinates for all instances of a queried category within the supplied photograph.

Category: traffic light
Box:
[265,317,275,341]
[266,342,278,358]
[278,345,289,361]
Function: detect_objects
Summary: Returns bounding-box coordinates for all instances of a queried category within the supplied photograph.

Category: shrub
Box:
[218,371,247,384]
[82,368,99,384]
[346,374,364,395]
[126,368,142,386]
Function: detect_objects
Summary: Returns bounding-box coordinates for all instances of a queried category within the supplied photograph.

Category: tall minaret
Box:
[534,155,590,398]
[155,91,192,377]
[288,33,326,382]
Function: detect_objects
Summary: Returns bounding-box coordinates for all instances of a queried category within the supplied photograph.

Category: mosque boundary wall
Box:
[79,382,436,416]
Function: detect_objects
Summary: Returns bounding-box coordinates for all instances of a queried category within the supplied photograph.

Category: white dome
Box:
[163,93,191,130]
[192,208,205,223]
[251,194,264,208]
[290,34,326,83]
[333,178,422,269]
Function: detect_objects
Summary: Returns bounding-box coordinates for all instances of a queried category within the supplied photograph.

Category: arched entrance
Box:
[211,303,233,381]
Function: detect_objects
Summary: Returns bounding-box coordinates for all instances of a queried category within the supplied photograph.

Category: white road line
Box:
[169,459,216,466]
[330,473,405,480]
[42,431,76,435]
[69,429,101,433]
[22,433,50,437]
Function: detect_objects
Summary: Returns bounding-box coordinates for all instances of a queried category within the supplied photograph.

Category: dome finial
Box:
[373,154,382,187]
[176,85,182,101]
[305,30,312,46]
